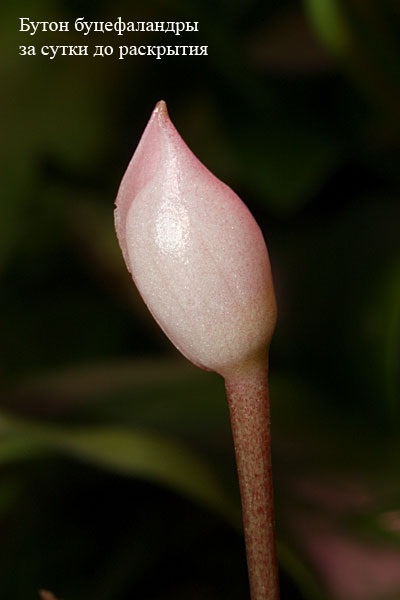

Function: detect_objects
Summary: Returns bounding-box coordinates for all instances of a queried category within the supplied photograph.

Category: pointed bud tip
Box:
[154,99,169,121]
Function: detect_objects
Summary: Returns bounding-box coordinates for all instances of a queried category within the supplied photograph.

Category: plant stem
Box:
[225,361,279,600]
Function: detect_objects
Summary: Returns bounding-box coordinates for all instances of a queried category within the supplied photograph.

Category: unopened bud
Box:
[115,100,276,377]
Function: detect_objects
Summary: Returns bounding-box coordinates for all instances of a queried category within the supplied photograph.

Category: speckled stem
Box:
[225,362,279,600]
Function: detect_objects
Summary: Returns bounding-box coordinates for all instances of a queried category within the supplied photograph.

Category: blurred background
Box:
[1,0,400,598]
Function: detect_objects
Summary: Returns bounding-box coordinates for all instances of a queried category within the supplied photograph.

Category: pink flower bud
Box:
[115,102,280,599]
[115,100,276,378]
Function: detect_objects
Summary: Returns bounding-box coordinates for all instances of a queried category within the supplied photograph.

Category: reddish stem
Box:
[225,362,279,600]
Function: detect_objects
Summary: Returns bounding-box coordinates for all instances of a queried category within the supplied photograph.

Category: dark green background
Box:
[1,1,399,598]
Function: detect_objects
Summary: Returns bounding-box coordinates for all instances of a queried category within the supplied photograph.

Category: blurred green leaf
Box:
[0,435,45,465]
[304,0,400,118]
[7,359,233,462]
[304,0,351,55]
[0,409,241,530]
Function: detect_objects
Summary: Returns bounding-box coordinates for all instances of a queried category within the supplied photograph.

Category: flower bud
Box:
[115,101,276,377]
